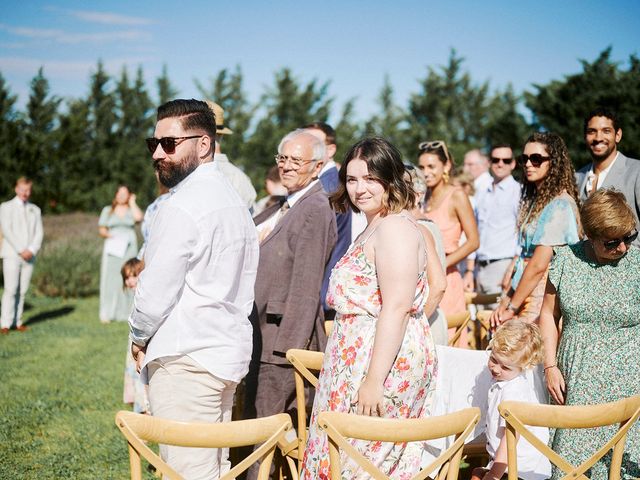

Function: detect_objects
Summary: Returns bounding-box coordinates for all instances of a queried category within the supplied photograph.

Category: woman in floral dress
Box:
[301,137,438,479]
[541,189,640,479]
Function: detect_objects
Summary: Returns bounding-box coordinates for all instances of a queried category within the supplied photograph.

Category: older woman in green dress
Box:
[540,188,640,479]
[98,185,143,323]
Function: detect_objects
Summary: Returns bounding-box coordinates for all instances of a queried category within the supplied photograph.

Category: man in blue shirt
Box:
[475,144,521,297]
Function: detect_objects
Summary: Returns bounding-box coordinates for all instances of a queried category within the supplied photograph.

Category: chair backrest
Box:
[115,411,293,480]
[324,320,334,336]
[285,348,325,469]
[446,311,471,347]
[465,292,502,306]
[318,408,480,480]
[500,395,640,480]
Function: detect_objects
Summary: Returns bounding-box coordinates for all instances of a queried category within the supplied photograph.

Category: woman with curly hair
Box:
[490,132,581,326]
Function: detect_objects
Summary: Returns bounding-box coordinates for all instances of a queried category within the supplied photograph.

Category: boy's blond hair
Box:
[489,320,544,369]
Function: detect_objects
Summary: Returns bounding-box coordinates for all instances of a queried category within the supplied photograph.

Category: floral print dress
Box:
[301,215,438,479]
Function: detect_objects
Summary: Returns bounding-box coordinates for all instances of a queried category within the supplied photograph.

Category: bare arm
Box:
[445,189,479,267]
[420,225,446,318]
[490,244,553,326]
[481,429,511,480]
[98,226,110,238]
[129,194,144,223]
[355,217,420,416]
[539,278,565,404]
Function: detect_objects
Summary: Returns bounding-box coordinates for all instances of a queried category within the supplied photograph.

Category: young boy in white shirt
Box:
[471,320,551,480]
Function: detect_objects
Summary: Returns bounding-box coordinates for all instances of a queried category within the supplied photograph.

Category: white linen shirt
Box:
[584,152,619,196]
[475,175,521,261]
[129,161,259,384]
[486,373,551,480]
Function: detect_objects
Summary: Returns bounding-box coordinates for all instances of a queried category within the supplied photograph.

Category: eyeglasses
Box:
[145,136,202,154]
[490,156,514,165]
[517,153,551,167]
[602,230,638,250]
[418,140,451,162]
[274,154,315,169]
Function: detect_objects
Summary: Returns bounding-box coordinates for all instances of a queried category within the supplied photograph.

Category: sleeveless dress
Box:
[301,214,438,479]
[548,243,640,479]
[425,188,467,345]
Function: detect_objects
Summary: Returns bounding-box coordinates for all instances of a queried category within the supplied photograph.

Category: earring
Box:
[442,171,450,184]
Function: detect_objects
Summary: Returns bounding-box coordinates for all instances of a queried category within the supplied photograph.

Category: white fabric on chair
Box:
[421,345,547,465]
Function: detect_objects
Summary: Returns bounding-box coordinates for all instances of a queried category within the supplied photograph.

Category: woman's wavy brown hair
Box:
[517,132,580,228]
[331,137,414,215]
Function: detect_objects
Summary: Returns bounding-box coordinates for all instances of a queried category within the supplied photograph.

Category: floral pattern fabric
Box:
[301,216,438,479]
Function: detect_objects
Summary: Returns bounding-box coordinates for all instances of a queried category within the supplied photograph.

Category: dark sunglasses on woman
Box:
[517,153,551,168]
[602,230,638,250]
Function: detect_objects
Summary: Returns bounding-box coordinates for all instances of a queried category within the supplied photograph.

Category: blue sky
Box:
[0,0,638,122]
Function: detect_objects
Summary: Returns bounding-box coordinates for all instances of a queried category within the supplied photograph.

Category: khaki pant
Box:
[1,256,34,329]
[148,355,237,480]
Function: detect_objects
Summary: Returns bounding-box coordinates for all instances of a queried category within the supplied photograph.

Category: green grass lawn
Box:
[0,294,140,479]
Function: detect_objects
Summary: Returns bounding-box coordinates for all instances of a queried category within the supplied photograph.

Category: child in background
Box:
[471,320,551,480]
[121,258,150,414]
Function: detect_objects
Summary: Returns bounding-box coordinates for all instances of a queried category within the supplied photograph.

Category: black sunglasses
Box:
[145,136,202,154]
[602,230,638,250]
[490,156,514,165]
[517,153,551,168]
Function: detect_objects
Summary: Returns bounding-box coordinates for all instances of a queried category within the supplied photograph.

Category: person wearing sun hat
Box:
[206,100,257,212]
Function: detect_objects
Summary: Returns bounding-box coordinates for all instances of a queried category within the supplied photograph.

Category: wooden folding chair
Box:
[500,395,640,480]
[465,292,501,349]
[318,407,481,480]
[115,411,295,480]
[284,348,325,473]
[446,311,471,347]
[324,320,334,336]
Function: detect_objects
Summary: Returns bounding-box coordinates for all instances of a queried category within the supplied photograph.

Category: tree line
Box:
[0,47,638,213]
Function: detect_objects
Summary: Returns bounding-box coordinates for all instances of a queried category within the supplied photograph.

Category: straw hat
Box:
[205,100,233,135]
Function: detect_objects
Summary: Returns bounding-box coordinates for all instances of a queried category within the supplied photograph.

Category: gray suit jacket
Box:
[576,152,640,246]
[0,196,44,259]
[251,182,337,365]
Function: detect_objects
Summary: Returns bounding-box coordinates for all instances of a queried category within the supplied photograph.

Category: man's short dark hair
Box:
[157,99,217,140]
[584,107,620,133]
[303,121,336,146]
[489,143,513,155]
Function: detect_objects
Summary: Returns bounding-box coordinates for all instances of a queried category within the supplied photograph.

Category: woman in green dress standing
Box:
[98,185,143,323]
[540,188,640,479]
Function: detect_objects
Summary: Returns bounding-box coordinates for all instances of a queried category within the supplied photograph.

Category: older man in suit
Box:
[576,107,640,246]
[245,129,337,428]
[1,177,44,334]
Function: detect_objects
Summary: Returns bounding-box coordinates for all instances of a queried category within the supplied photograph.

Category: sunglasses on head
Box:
[145,136,202,154]
[490,156,514,165]
[517,153,551,168]
[418,140,451,162]
[602,230,638,250]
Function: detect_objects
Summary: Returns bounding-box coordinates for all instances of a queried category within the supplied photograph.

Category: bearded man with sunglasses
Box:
[129,99,259,479]
[576,107,640,247]
[474,144,521,299]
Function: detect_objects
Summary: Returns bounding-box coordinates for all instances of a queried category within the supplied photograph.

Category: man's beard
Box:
[589,142,616,162]
[154,153,200,188]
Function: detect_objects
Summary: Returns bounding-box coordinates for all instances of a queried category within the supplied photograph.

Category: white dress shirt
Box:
[214,153,257,210]
[474,171,493,200]
[486,373,551,480]
[584,152,619,196]
[475,175,521,261]
[129,161,259,383]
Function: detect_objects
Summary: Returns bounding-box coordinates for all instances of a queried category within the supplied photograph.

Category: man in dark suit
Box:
[304,122,352,320]
[576,107,640,246]
[245,129,337,427]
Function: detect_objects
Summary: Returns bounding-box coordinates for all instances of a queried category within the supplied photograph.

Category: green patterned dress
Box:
[548,242,640,479]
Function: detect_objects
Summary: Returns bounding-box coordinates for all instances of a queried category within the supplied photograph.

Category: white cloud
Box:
[0,23,151,44]
[68,9,155,27]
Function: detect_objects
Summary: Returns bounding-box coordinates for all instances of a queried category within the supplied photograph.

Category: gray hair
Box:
[278,129,326,162]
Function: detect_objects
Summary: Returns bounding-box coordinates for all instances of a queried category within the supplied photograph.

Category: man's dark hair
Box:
[157,99,217,140]
[584,107,620,133]
[489,143,513,155]
[303,121,336,146]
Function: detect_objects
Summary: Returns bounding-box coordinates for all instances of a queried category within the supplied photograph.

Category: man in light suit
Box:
[576,107,640,247]
[304,122,351,320]
[244,129,337,427]
[1,177,44,334]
